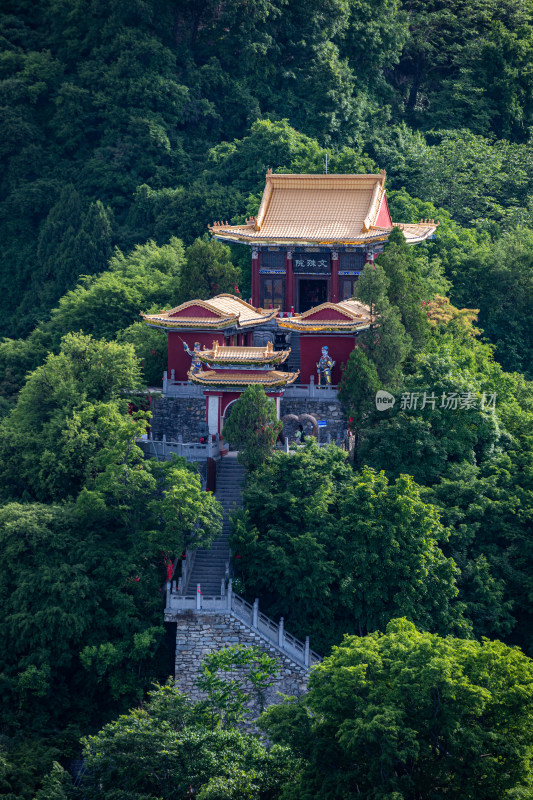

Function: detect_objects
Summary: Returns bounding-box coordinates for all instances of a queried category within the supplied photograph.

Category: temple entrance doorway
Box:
[297,278,328,312]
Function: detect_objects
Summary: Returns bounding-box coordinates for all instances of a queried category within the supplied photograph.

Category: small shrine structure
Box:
[186,340,298,434]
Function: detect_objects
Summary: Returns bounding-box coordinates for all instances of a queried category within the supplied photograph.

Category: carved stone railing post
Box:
[304,636,310,667]
[252,598,259,628]
[227,578,233,610]
[278,617,284,648]
[196,584,201,610]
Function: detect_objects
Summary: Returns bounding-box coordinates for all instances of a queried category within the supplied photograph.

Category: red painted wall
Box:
[168,331,226,381]
[220,392,242,418]
[304,307,352,321]
[375,193,392,228]
[169,304,220,318]
[299,334,357,384]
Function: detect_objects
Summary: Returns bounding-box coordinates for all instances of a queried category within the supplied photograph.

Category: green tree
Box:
[447,226,533,378]
[338,346,381,430]
[181,235,241,299]
[377,225,430,347]
[232,444,466,649]
[33,762,74,800]
[0,332,143,501]
[360,341,502,477]
[377,127,533,225]
[80,681,297,800]
[0,237,183,412]
[222,386,282,471]
[393,0,533,140]
[195,645,281,728]
[0,453,221,798]
[32,188,114,321]
[354,261,411,386]
[337,469,467,637]
[262,619,533,800]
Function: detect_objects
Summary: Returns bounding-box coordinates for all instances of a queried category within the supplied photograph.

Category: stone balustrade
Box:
[165,579,321,670]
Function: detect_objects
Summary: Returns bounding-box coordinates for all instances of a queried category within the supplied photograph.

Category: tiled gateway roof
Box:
[196,341,290,366]
[209,171,437,246]
[278,299,373,332]
[189,369,299,387]
[142,294,277,330]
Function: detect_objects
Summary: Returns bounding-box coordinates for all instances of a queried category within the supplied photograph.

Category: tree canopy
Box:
[262,619,533,800]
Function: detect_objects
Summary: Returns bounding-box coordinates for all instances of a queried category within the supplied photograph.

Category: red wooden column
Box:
[331,250,339,303]
[251,248,260,306]
[286,250,294,312]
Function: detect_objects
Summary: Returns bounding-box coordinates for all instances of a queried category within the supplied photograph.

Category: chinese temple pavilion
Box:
[142,170,438,439]
[209,170,437,313]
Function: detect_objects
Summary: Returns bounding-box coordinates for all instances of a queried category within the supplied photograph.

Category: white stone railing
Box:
[165,579,321,669]
[283,377,338,399]
[138,434,222,462]
[163,373,206,397]
[160,373,339,400]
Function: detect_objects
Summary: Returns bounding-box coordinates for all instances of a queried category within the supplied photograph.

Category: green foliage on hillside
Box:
[1,0,533,795]
[232,443,469,650]
[262,619,533,800]
[79,677,297,800]
[0,464,221,798]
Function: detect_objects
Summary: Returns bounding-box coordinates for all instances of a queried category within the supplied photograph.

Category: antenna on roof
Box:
[323,152,328,174]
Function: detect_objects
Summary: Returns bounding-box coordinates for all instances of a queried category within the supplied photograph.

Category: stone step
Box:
[183,457,244,594]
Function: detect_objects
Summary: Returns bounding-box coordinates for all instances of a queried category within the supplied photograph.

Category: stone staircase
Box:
[184,453,245,595]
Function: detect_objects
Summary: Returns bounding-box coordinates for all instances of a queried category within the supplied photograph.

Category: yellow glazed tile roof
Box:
[278,299,373,332]
[189,369,299,387]
[141,294,277,329]
[196,341,290,365]
[209,171,438,245]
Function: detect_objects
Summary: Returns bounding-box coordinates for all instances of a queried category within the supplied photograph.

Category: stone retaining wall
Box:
[280,397,346,441]
[150,396,207,442]
[149,395,347,445]
[173,611,309,717]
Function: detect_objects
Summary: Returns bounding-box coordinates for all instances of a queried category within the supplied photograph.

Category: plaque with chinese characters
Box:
[292,252,331,274]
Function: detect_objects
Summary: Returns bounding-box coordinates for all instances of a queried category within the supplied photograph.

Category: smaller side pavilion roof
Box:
[188,368,299,388]
[209,171,438,246]
[196,341,290,366]
[141,294,278,330]
[278,299,373,332]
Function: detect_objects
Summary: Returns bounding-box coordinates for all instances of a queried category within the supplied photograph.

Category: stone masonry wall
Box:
[150,396,207,442]
[172,611,309,717]
[280,397,347,442]
[150,395,347,445]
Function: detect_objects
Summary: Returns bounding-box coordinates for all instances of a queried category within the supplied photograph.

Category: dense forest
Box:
[1,0,533,798]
